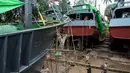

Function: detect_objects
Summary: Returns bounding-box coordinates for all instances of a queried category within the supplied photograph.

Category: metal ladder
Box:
[49,0,64,22]
[76,14,80,20]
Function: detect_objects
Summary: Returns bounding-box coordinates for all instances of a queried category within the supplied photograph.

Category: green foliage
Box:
[76,0,88,5]
[37,0,49,12]
[104,3,117,20]
[102,0,112,4]
[32,0,49,19]
[0,10,18,23]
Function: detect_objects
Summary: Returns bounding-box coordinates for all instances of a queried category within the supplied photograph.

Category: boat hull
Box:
[63,26,105,41]
[63,26,96,36]
[63,20,106,41]
[110,26,130,51]
[63,20,99,38]
[0,24,63,73]
[110,27,130,39]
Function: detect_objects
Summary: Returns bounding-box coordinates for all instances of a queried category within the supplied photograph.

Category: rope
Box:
[84,17,89,49]
[81,14,84,50]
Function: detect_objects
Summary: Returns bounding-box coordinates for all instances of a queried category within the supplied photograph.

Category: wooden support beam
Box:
[49,58,130,73]
[47,49,75,52]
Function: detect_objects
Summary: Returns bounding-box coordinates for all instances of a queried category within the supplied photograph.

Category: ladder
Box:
[49,0,64,22]
[76,14,80,20]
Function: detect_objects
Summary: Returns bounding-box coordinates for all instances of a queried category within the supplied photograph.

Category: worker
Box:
[84,16,88,20]
[87,63,91,73]
[46,68,50,73]
[122,12,130,18]
[41,68,50,73]
[85,54,90,63]
[101,63,108,73]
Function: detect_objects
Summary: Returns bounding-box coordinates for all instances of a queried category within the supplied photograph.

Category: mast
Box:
[24,0,32,28]
[95,0,97,7]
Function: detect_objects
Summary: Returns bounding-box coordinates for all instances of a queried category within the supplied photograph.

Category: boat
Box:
[63,1,106,49]
[0,0,70,73]
[109,1,130,51]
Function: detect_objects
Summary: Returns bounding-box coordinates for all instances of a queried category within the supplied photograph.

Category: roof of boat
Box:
[73,4,88,7]
[114,6,130,10]
[112,5,130,18]
[113,1,130,12]
[66,4,93,15]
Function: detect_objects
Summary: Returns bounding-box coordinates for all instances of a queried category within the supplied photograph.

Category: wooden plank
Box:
[49,58,130,73]
[47,49,75,52]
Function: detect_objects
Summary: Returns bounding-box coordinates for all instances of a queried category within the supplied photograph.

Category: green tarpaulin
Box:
[0,0,24,14]
[87,4,106,40]
[0,25,19,34]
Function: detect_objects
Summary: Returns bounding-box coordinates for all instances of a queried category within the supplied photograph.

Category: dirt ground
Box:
[43,48,130,73]
[46,62,119,73]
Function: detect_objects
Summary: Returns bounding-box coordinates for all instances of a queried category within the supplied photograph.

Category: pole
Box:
[24,0,32,28]
[99,4,100,11]
[95,0,97,7]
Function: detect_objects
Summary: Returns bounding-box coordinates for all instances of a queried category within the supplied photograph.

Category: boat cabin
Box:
[110,6,130,27]
[64,4,96,27]
[113,7,130,18]
[66,4,95,20]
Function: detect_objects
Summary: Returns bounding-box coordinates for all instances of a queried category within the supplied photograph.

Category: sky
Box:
[69,0,115,15]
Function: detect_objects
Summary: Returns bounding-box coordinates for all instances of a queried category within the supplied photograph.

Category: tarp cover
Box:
[0,0,24,14]
[0,25,18,34]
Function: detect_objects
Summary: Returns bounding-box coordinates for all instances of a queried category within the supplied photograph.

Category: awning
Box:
[0,0,24,14]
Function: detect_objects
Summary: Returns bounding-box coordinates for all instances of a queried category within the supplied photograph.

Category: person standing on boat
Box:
[84,16,88,20]
[84,16,91,29]
[87,63,91,73]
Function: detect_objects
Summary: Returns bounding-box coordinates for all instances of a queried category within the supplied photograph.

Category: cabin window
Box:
[114,8,130,18]
[68,13,94,20]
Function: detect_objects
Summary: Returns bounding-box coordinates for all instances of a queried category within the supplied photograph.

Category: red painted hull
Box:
[110,27,130,52]
[63,26,106,41]
[63,26,96,36]
[110,27,130,39]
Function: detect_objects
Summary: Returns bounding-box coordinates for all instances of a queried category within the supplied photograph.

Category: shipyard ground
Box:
[42,37,130,73]
[45,49,130,73]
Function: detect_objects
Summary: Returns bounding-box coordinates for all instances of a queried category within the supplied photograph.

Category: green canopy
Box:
[0,25,19,34]
[87,4,106,40]
[0,0,24,14]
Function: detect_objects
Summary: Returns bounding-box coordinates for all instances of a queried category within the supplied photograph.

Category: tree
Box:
[102,0,112,6]
[104,3,117,21]
[37,0,49,12]
[32,0,49,18]
[75,0,88,5]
